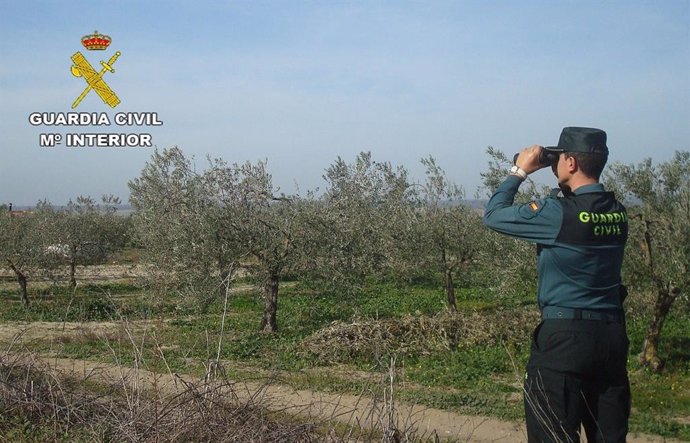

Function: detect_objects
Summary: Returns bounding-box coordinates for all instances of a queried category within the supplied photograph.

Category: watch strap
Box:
[510,165,528,180]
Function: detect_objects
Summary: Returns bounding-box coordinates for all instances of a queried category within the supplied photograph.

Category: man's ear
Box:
[566,155,578,173]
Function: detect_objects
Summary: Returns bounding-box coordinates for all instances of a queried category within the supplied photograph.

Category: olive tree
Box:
[130,148,307,332]
[129,147,236,297]
[605,151,690,371]
[43,195,128,287]
[304,152,413,289]
[0,208,40,305]
[407,156,484,312]
[205,158,305,333]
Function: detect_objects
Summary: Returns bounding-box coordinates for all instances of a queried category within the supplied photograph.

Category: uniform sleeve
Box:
[482,175,562,244]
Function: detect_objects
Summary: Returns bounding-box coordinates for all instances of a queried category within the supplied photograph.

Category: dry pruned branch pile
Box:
[0,354,321,442]
[301,308,539,364]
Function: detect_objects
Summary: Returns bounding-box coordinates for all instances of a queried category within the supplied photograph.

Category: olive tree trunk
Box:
[444,268,457,313]
[260,273,280,333]
[69,249,78,289]
[7,260,29,306]
[639,287,679,372]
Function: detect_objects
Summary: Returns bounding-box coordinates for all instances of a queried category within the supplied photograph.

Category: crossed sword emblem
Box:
[70,51,121,109]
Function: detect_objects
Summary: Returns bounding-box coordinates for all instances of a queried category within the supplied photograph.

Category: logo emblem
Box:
[70,31,121,109]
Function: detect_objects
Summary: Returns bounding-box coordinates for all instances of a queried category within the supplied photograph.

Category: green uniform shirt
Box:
[483,175,625,310]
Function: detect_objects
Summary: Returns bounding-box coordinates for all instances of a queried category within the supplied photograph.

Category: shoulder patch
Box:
[517,199,546,219]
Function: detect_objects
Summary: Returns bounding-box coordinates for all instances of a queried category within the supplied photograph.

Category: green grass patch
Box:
[405,346,526,387]
[0,282,176,323]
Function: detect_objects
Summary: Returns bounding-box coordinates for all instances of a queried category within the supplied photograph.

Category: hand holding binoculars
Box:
[512,149,559,167]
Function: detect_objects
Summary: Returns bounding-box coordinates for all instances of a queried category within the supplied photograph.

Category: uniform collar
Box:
[573,183,605,195]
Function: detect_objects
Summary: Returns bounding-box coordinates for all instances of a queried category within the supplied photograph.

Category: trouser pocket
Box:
[531,321,545,351]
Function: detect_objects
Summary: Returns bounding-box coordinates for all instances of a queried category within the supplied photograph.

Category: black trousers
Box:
[524,319,631,443]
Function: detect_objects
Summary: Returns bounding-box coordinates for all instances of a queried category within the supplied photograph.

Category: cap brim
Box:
[542,145,563,152]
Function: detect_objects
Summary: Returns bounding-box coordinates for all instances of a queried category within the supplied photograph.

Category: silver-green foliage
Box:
[129,147,229,294]
[407,156,483,311]
[204,156,304,331]
[305,152,413,290]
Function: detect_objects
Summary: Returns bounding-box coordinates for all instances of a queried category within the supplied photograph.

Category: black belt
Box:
[541,306,624,323]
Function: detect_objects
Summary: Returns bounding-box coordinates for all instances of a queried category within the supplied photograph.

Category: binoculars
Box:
[513,149,560,167]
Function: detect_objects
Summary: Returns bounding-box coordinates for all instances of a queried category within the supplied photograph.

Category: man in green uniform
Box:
[483,127,629,442]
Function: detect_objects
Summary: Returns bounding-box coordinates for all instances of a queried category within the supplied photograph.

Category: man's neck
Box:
[568,176,599,193]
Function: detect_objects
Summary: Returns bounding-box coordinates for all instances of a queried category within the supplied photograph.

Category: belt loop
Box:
[573,308,582,320]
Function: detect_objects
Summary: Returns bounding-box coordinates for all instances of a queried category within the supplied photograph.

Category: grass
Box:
[0,283,163,322]
[1,277,689,440]
[625,312,690,440]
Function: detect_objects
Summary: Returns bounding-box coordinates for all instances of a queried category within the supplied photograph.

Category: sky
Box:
[1,0,688,205]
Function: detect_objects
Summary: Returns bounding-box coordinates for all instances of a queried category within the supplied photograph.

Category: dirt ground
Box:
[0,321,681,443]
[0,263,150,286]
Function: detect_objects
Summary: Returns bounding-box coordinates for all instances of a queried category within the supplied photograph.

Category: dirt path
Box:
[2,350,677,443]
[0,320,682,442]
[7,352,522,442]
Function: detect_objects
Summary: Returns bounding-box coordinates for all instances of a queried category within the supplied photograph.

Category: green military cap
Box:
[543,127,609,155]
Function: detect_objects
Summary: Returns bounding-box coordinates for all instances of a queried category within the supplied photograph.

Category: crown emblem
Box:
[81,31,111,50]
